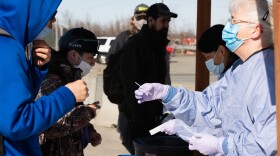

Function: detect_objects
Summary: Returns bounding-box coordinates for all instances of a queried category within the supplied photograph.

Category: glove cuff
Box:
[217,137,228,155]
[162,86,177,102]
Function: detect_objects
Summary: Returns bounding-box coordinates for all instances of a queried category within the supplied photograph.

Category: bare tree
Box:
[58,10,196,42]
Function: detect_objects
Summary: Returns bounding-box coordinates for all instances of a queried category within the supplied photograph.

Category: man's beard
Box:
[151,25,168,39]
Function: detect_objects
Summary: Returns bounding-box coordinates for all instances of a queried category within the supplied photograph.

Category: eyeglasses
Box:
[228,11,269,24]
[228,18,255,24]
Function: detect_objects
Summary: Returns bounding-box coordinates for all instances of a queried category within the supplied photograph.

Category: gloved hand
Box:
[160,119,194,142]
[134,83,169,103]
[189,133,225,155]
[160,119,176,135]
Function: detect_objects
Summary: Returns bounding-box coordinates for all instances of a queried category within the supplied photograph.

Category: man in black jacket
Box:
[106,3,149,154]
[120,3,177,154]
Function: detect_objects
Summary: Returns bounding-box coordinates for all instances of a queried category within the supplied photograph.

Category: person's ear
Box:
[250,24,262,39]
[148,17,153,24]
[218,45,226,55]
[68,50,79,65]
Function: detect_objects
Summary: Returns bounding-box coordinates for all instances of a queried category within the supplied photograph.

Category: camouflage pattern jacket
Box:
[37,62,100,156]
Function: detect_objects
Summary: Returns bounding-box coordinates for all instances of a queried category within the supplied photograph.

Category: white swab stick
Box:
[135,82,152,95]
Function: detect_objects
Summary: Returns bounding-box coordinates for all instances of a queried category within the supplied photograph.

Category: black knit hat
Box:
[197,24,226,53]
[59,27,99,54]
[147,3,177,19]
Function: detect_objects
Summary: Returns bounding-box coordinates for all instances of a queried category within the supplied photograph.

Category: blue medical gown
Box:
[164,49,276,155]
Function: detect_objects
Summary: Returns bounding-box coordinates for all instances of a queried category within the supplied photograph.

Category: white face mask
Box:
[74,60,93,76]
[35,25,52,40]
[204,52,225,75]
[133,18,147,30]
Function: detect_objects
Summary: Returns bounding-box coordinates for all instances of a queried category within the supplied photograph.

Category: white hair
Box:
[229,0,274,47]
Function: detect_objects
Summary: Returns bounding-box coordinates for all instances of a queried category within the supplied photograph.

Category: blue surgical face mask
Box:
[222,22,251,52]
[205,52,225,75]
[34,25,52,40]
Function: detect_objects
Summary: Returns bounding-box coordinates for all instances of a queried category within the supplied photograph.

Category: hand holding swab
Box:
[135,82,164,104]
[135,82,153,95]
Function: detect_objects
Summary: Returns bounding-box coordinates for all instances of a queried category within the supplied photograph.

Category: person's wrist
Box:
[217,137,228,155]
[162,86,177,102]
[161,85,169,98]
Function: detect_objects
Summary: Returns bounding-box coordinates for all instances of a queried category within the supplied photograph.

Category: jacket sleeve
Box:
[43,105,96,138]
[0,40,75,140]
[163,78,227,128]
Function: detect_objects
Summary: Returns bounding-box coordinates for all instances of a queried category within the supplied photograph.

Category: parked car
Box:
[96,37,116,64]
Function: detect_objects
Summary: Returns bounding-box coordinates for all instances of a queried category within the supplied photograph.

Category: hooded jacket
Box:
[0,1,76,155]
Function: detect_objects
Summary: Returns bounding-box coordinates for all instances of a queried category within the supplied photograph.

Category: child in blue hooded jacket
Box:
[0,0,88,155]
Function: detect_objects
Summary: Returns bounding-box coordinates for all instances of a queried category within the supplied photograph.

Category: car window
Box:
[109,40,115,46]
[98,39,107,45]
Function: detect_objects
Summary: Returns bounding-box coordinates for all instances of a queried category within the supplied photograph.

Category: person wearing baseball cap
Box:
[133,3,149,30]
[108,3,149,57]
[38,27,102,156]
[119,3,177,154]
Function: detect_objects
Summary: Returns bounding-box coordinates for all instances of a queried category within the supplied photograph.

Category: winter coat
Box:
[0,0,78,155]
[120,24,169,139]
[37,56,100,156]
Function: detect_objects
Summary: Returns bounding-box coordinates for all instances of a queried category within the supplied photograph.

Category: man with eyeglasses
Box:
[37,27,102,156]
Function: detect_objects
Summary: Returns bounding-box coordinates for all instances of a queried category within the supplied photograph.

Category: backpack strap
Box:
[0,28,13,39]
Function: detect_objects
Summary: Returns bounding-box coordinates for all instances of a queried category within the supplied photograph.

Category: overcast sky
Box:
[57,0,232,31]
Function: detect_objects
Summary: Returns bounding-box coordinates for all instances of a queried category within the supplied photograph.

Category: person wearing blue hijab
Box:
[134,0,276,155]
[0,0,89,155]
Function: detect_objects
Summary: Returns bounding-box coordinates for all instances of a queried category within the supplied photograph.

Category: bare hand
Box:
[32,40,51,67]
[90,132,102,146]
[65,80,89,102]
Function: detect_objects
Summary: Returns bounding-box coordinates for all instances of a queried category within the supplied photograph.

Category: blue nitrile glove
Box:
[189,133,226,155]
[134,83,169,104]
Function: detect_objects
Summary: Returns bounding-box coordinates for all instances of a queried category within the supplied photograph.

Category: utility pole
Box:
[162,0,164,3]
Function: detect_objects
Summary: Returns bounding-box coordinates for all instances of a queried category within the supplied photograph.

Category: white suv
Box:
[96,37,116,64]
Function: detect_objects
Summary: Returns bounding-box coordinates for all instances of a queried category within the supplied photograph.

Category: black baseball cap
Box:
[134,3,148,17]
[147,3,178,18]
[59,27,99,54]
